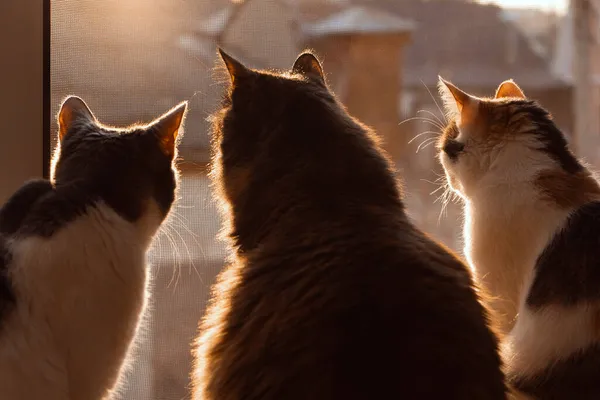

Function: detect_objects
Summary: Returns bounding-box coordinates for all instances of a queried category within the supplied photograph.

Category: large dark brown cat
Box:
[192,49,506,399]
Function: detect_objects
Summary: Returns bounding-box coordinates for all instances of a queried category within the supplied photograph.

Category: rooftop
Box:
[301,5,415,37]
[359,0,569,89]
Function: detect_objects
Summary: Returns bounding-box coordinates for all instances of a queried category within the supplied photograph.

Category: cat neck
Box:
[233,195,407,256]
[464,182,572,335]
[21,182,162,246]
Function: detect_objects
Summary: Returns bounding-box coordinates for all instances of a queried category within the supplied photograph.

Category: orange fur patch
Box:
[536,170,600,209]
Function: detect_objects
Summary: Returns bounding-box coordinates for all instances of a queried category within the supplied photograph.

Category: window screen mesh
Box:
[50,0,566,398]
[51,2,226,398]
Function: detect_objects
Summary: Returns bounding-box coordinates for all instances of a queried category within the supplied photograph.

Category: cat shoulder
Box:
[0,179,54,236]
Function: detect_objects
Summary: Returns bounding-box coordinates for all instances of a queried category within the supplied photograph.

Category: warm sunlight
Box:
[482,0,567,12]
[37,0,599,398]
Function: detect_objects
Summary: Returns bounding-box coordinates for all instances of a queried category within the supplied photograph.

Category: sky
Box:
[482,0,568,13]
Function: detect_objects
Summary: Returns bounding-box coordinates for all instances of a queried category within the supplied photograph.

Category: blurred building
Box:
[381,0,572,146]
[301,6,414,162]
[553,0,600,164]
[185,0,414,163]
[52,0,573,165]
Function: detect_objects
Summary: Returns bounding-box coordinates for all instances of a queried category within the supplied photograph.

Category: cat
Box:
[0,96,187,399]
[191,49,506,400]
[437,77,600,399]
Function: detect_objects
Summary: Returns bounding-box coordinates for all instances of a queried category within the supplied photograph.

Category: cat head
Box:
[436,78,596,207]
[211,49,401,251]
[52,96,187,229]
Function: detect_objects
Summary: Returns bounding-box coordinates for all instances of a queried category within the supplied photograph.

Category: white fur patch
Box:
[464,186,571,335]
[441,124,577,336]
[504,303,599,377]
[0,201,162,399]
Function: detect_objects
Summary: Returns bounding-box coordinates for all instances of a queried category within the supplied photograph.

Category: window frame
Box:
[43,0,51,179]
[0,0,50,203]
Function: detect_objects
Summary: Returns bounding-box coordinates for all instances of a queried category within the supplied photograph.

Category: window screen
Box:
[50,0,568,398]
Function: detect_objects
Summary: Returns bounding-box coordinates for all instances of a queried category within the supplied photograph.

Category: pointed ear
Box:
[292,51,325,84]
[438,76,478,121]
[495,79,526,99]
[150,101,188,159]
[218,48,251,85]
[58,96,96,141]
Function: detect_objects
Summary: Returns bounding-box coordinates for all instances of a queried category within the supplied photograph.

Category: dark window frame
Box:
[0,0,51,201]
[43,0,51,179]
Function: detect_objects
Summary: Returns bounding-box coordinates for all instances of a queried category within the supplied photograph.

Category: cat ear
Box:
[150,101,188,159]
[292,51,325,84]
[438,77,478,121]
[218,48,251,85]
[58,96,96,141]
[494,79,526,99]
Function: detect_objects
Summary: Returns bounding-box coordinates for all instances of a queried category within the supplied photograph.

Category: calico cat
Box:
[438,78,600,399]
[0,96,187,399]
[191,49,506,400]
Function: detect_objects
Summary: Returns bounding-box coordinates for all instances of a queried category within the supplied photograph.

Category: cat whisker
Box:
[416,137,439,153]
[398,116,444,129]
[170,213,202,240]
[416,109,445,128]
[167,228,184,291]
[408,130,440,145]
[159,225,183,290]
[151,227,177,276]
[167,212,205,282]
[433,188,447,205]
[436,182,462,226]
[412,115,444,130]
[150,235,164,277]
[420,177,445,185]
[430,185,446,196]
[420,138,439,151]
[436,185,452,226]
[168,215,194,263]
[167,220,198,278]
[429,169,446,179]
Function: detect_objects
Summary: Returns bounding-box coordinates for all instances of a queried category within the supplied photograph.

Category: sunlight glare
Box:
[479,0,568,13]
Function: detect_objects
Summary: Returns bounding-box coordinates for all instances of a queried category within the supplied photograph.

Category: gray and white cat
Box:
[0,96,187,399]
